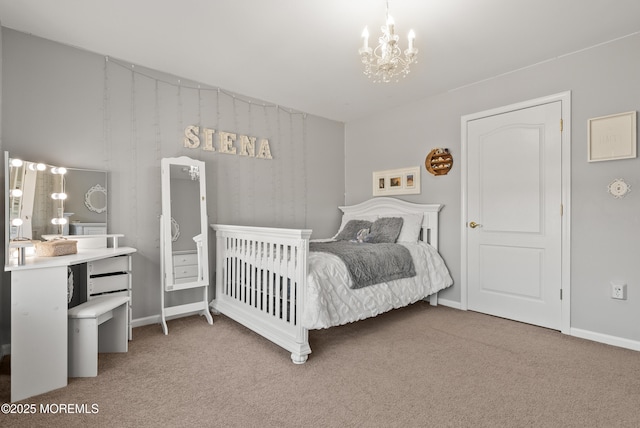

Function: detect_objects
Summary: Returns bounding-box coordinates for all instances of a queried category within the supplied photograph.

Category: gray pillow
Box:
[334,219,373,241]
[365,217,404,243]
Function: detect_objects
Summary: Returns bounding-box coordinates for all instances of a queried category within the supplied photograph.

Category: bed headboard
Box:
[338,197,443,250]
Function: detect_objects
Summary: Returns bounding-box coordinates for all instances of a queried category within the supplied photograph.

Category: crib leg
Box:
[291,353,308,364]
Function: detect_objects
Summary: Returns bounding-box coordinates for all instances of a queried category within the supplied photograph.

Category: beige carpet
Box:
[1,303,639,427]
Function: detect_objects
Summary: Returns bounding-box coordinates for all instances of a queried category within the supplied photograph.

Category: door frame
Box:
[460,91,571,334]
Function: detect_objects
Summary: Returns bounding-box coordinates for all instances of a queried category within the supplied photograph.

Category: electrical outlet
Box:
[611,282,627,300]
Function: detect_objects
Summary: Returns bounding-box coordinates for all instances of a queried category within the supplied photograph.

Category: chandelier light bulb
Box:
[386,15,395,35]
[362,27,369,48]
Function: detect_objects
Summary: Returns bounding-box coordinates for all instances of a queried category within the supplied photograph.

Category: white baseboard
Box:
[435,298,462,310]
[427,300,639,352]
[132,314,161,328]
[133,307,639,353]
[570,328,640,352]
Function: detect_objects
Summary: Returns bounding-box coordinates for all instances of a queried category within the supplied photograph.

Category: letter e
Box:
[219,132,237,154]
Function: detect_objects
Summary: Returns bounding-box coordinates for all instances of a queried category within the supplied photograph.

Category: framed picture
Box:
[372,166,421,196]
[588,111,637,162]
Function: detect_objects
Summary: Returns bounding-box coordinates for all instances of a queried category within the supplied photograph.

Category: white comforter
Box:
[302,241,453,329]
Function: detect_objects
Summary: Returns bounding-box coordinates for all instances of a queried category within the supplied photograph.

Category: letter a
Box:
[257,139,273,159]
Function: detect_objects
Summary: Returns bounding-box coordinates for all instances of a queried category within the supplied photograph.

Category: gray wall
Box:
[346,33,640,343]
[0,29,345,337]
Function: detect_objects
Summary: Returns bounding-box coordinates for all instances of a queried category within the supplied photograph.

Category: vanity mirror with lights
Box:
[5,152,109,264]
[160,156,213,334]
[4,151,136,403]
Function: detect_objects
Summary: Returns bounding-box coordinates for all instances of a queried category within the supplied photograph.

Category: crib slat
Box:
[265,241,271,313]
[241,239,245,300]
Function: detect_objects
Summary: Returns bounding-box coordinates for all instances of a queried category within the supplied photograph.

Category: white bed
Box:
[210,197,453,363]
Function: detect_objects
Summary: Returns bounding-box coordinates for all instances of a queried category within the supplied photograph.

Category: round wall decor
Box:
[425,148,453,176]
[608,178,631,198]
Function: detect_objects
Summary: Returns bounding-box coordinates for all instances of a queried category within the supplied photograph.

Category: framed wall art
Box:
[372,166,420,196]
[588,111,637,162]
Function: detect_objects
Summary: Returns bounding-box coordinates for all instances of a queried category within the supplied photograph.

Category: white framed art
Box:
[372,166,420,196]
[588,111,637,162]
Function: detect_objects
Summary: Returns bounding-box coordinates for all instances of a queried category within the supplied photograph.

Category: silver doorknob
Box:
[469,221,482,229]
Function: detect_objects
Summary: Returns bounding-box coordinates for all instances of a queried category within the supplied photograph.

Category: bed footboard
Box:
[211,224,313,364]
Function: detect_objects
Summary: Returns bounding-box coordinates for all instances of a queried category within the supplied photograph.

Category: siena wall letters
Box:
[183,125,273,159]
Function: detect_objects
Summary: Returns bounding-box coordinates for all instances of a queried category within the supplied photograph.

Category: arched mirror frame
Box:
[160,156,212,334]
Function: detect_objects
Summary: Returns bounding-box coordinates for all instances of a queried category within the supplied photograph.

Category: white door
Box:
[466,101,563,330]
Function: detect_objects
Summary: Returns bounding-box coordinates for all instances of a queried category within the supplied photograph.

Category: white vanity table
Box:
[5,237,136,402]
[4,153,137,402]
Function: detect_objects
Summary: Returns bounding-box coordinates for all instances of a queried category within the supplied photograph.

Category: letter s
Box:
[183,126,200,148]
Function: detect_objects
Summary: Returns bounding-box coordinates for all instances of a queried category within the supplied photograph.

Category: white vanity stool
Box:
[67,295,130,377]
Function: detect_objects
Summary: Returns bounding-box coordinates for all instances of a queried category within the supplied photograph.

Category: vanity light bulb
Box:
[51,217,68,225]
[51,193,67,200]
[10,189,23,197]
[10,158,23,167]
[11,218,23,226]
[28,162,47,171]
[51,167,67,175]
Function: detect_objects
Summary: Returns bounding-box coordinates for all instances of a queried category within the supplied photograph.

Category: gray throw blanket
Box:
[309,241,416,289]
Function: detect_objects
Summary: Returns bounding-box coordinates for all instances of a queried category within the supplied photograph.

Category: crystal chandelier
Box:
[358,1,418,83]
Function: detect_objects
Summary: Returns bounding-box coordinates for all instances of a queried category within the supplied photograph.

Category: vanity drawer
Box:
[173,253,197,267]
[88,256,129,275]
[88,272,130,295]
[88,289,129,300]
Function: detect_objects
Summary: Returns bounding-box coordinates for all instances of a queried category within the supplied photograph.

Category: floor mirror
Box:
[160,156,213,334]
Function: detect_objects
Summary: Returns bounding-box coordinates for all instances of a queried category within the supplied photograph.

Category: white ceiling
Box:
[0,0,639,122]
